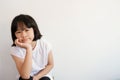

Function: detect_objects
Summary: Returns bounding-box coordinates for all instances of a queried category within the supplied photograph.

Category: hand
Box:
[15,38,32,49]
[33,76,39,80]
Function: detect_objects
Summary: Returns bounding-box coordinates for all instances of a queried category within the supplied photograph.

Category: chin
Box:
[23,39,32,43]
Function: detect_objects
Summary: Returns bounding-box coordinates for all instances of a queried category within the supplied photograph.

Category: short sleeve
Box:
[46,41,52,54]
[10,46,25,58]
[41,37,53,54]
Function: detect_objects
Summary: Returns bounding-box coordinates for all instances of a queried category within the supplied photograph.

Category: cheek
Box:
[30,28,34,39]
[15,34,21,39]
[29,32,34,38]
[31,33,35,39]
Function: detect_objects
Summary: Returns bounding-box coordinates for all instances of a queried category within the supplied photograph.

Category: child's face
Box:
[15,22,34,43]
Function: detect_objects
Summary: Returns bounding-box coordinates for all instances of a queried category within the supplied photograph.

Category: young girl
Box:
[10,14,54,80]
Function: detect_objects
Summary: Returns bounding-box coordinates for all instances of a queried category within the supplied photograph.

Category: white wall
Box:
[0,0,120,80]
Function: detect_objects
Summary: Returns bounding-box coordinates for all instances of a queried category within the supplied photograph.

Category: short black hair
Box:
[11,14,42,46]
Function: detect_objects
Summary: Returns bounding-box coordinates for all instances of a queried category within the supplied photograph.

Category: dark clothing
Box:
[19,76,50,80]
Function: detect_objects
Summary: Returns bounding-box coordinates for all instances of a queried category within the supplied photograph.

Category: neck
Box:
[31,41,37,50]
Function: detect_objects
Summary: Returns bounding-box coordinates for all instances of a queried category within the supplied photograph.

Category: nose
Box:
[21,31,27,38]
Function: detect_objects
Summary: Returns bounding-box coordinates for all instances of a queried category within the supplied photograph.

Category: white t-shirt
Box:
[10,37,53,79]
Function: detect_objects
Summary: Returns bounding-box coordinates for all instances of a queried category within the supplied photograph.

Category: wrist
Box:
[26,46,32,51]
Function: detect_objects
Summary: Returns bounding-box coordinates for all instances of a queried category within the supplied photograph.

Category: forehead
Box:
[17,22,28,30]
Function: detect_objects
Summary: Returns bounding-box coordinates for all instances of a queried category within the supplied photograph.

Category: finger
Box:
[15,39,22,46]
[20,43,23,46]
[15,39,18,45]
[19,38,23,43]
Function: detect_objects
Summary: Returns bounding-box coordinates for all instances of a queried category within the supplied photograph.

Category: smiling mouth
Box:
[21,38,30,42]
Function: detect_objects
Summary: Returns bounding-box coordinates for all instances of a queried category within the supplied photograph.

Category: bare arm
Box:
[12,39,33,79]
[12,47,32,79]
[33,50,54,80]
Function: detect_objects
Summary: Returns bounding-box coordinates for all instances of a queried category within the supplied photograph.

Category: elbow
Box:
[51,64,54,68]
[49,64,54,69]
[47,63,54,69]
[20,73,31,79]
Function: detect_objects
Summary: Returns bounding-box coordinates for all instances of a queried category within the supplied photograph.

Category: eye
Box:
[16,31,21,33]
[25,29,29,31]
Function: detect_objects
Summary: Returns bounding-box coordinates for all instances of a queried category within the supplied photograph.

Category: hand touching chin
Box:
[15,39,32,49]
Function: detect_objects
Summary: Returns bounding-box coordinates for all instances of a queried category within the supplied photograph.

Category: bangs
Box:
[11,14,42,46]
[17,22,31,31]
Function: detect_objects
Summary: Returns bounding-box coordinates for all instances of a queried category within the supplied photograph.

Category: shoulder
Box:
[39,37,52,47]
[11,46,21,53]
[10,46,25,58]
[38,36,53,53]
[11,46,25,52]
